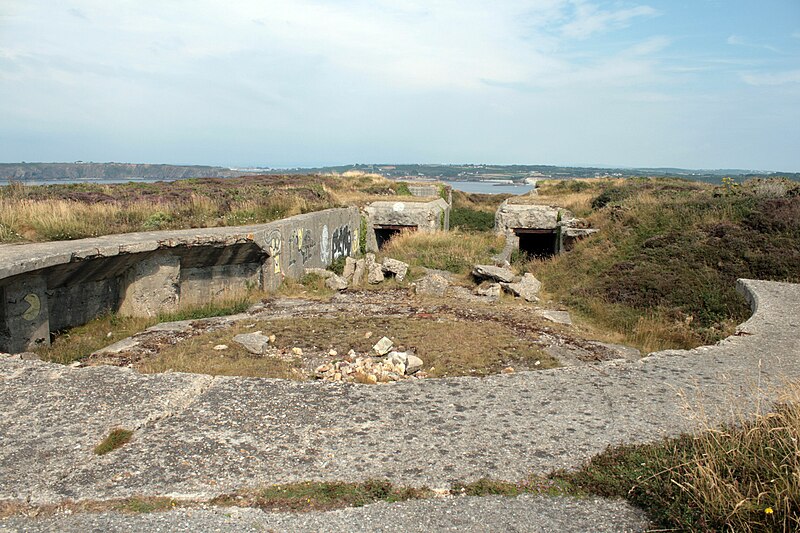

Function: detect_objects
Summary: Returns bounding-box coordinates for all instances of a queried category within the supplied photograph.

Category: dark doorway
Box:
[374,224,416,249]
[515,228,559,258]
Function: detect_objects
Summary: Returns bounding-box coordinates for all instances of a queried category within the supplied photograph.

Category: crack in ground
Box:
[134,374,218,431]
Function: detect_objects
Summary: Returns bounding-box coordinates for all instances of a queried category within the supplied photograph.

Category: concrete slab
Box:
[0,279,798,509]
[0,494,650,532]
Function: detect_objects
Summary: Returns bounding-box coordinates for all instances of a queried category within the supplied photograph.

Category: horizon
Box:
[2,1,799,171]
[1,160,794,175]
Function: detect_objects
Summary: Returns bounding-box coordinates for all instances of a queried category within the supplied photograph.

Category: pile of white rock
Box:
[315,336,424,384]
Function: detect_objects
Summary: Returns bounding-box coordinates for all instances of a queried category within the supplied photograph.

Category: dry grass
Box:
[35,293,262,365]
[35,314,155,365]
[520,177,800,352]
[137,324,303,379]
[380,230,505,276]
[212,480,433,512]
[0,480,431,518]
[138,311,557,379]
[0,497,181,519]
[0,173,436,243]
[562,380,800,531]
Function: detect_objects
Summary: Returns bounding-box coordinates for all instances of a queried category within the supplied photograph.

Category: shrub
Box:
[591,186,630,209]
[450,207,495,232]
[395,182,412,196]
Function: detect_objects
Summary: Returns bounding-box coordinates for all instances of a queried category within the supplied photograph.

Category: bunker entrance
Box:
[374,224,416,249]
[515,228,560,258]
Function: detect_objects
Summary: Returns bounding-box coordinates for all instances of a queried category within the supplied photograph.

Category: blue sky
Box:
[1,0,799,170]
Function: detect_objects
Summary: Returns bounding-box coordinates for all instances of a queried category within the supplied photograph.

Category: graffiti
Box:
[320,225,330,264]
[290,228,317,265]
[267,231,282,274]
[22,293,41,321]
[332,225,352,260]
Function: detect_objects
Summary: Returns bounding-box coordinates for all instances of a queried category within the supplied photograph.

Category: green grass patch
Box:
[453,476,575,498]
[450,206,495,231]
[35,293,263,365]
[212,480,432,512]
[156,295,252,322]
[94,428,134,455]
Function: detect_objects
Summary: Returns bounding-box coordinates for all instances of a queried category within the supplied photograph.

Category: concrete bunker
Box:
[515,228,561,258]
[495,201,597,259]
[373,224,417,249]
[0,207,360,353]
[364,198,450,251]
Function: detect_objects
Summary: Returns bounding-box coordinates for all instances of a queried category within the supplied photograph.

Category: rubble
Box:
[414,273,450,297]
[472,265,516,283]
[382,258,409,281]
[232,331,272,355]
[502,273,542,302]
[315,351,426,384]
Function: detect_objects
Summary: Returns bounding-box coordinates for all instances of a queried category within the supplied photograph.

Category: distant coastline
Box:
[1,162,797,186]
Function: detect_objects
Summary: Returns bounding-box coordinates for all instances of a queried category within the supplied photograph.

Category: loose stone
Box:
[373,336,394,356]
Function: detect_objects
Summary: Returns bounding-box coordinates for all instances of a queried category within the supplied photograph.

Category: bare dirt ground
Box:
[80,289,638,381]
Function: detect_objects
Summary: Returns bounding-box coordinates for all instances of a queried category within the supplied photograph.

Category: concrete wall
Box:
[0,207,360,353]
[364,198,450,252]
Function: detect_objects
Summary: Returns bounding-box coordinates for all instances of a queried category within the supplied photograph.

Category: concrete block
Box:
[118,253,180,317]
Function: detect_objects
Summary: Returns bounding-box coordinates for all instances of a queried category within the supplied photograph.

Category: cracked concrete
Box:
[0,278,798,531]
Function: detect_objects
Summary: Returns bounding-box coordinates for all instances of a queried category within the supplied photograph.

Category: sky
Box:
[1,1,799,171]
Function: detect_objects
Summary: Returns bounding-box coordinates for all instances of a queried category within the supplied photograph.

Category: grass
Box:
[93,428,134,455]
[136,324,303,379]
[0,173,435,243]
[34,293,264,365]
[143,313,557,379]
[452,476,575,498]
[0,481,431,518]
[556,381,800,532]
[380,230,505,276]
[212,480,432,512]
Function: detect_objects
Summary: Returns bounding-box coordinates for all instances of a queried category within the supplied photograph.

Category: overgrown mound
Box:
[532,177,800,350]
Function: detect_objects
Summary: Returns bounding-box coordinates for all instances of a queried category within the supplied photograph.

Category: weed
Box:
[328,256,347,275]
[453,477,575,498]
[359,215,368,254]
[94,428,134,455]
[157,295,252,322]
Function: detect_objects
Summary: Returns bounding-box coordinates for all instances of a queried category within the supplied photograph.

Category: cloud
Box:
[741,70,800,86]
[560,1,658,39]
[0,0,667,93]
[727,34,780,53]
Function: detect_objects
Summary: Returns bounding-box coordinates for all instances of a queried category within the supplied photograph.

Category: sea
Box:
[440,180,534,195]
